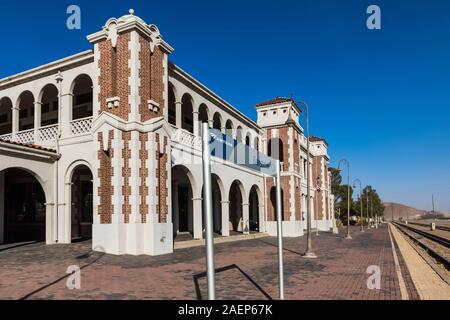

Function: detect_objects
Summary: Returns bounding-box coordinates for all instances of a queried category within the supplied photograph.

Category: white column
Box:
[34,102,42,144]
[193,111,200,136]
[60,93,73,138]
[221,126,226,135]
[172,183,179,233]
[221,201,230,237]
[175,102,182,128]
[242,203,250,234]
[12,106,19,139]
[0,171,4,244]
[193,198,203,239]
[259,204,266,233]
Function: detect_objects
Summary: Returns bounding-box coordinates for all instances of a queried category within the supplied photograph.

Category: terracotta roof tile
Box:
[256,97,295,107]
[0,139,57,153]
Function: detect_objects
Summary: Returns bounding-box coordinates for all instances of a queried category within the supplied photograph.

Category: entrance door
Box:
[178,186,189,232]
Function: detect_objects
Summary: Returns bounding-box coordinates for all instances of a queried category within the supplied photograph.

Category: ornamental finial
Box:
[129,9,135,15]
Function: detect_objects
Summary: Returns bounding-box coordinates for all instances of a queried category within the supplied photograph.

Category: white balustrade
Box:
[70,117,93,136]
[38,124,59,142]
[0,133,13,142]
[172,129,202,150]
[16,129,35,145]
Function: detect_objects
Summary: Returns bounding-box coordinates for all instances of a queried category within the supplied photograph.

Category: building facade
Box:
[0,11,335,256]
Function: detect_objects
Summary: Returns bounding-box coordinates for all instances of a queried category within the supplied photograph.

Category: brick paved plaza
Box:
[0,225,420,300]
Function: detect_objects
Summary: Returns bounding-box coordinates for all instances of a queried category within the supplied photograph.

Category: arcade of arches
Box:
[0,165,94,245]
[171,165,262,240]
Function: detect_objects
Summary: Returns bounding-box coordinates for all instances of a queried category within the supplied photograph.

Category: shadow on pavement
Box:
[193,264,273,301]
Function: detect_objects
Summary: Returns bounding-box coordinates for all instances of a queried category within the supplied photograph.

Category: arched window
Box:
[71,74,93,120]
[39,84,59,126]
[198,104,209,124]
[17,91,35,131]
[213,113,222,131]
[181,94,194,133]
[0,97,13,136]
[225,120,234,137]
[168,83,177,126]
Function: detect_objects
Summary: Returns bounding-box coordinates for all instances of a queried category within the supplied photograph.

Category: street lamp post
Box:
[338,159,352,240]
[353,179,364,232]
[298,101,317,258]
[367,194,370,230]
[316,177,321,236]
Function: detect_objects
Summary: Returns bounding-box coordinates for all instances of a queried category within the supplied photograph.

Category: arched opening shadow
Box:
[193,264,273,300]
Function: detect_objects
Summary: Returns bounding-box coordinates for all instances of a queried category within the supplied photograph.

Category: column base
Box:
[93,222,174,256]
[266,221,304,237]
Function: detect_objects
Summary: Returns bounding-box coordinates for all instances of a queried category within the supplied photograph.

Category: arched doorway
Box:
[229,181,244,233]
[1,168,46,243]
[270,186,285,221]
[172,166,195,238]
[249,186,260,232]
[71,165,93,240]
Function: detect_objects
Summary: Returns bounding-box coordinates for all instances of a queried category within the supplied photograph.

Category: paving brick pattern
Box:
[0,225,416,300]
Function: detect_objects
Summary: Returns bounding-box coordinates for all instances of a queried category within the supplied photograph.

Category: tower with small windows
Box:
[256,98,305,237]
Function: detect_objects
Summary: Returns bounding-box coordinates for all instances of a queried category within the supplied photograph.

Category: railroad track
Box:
[408,221,450,233]
[392,222,450,272]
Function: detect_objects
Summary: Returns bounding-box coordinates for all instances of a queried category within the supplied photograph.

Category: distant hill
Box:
[383,202,449,221]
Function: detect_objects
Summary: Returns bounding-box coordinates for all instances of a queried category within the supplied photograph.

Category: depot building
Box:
[0,10,335,256]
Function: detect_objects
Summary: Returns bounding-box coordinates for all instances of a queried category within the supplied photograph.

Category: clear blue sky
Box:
[0,0,449,212]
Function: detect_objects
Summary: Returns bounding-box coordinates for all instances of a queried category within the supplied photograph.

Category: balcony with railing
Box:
[0,116,93,149]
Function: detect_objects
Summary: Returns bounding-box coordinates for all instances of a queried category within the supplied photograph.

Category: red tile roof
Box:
[0,139,57,153]
[256,97,295,107]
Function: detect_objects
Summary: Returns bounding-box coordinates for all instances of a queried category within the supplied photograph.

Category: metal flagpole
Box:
[275,160,285,300]
[202,123,216,300]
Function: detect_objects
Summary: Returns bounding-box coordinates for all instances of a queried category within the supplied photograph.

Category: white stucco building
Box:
[0,10,335,256]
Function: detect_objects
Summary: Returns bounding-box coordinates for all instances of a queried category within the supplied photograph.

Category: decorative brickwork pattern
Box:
[122,131,131,223]
[156,134,169,223]
[139,36,166,122]
[98,34,131,120]
[140,132,149,223]
[97,131,114,224]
